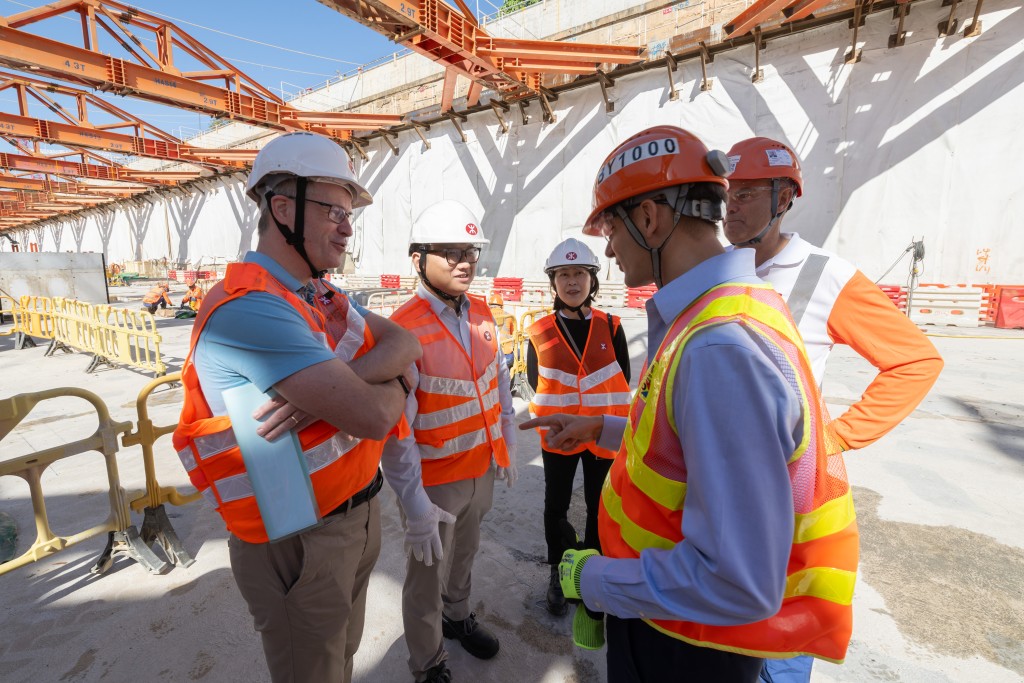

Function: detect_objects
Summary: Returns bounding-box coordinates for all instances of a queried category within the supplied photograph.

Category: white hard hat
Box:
[410,199,489,246]
[544,238,601,274]
[245,132,373,208]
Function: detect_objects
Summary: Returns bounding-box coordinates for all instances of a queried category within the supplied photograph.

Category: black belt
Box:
[325,469,383,518]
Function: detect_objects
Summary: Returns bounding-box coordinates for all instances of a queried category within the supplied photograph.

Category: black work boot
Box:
[442,611,499,659]
[422,663,452,683]
[546,565,568,616]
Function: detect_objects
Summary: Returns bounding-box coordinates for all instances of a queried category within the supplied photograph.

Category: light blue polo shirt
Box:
[192,251,335,416]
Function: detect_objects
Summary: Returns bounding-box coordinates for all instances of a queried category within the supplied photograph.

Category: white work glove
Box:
[495,451,518,489]
[405,503,456,567]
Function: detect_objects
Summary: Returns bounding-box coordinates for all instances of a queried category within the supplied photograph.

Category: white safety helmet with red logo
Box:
[543,238,601,274]
[245,131,373,208]
[409,199,489,246]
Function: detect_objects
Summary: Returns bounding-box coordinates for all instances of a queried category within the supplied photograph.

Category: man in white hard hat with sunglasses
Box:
[173,131,421,683]
[386,199,518,683]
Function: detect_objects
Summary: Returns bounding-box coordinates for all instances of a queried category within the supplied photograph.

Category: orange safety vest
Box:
[390,293,510,487]
[143,287,170,304]
[528,309,631,458]
[172,262,391,543]
[598,283,858,663]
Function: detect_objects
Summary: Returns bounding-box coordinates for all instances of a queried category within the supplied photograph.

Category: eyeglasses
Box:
[425,246,481,266]
[727,186,774,205]
[280,195,353,224]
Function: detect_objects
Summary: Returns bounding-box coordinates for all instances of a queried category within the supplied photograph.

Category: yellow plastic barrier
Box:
[47,298,168,377]
[95,305,168,377]
[0,387,169,576]
[122,372,198,568]
[508,307,551,400]
[48,296,99,357]
[5,295,55,349]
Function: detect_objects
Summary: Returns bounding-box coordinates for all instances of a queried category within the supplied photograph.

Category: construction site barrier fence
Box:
[45,297,167,376]
[121,372,198,568]
[0,387,169,577]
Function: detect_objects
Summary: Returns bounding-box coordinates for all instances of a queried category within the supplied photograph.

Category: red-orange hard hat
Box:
[584,126,730,235]
[726,137,803,196]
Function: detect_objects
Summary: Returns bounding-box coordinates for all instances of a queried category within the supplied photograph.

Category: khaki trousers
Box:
[229,497,382,683]
[403,467,495,681]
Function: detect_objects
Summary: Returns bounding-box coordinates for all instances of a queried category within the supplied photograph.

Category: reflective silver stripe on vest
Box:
[305,434,361,474]
[205,436,357,502]
[177,446,197,472]
[335,307,366,362]
[475,363,498,395]
[579,361,623,393]
[418,421,504,460]
[194,430,238,460]
[413,387,497,431]
[538,365,579,388]
[786,254,830,326]
[213,472,254,503]
[531,393,581,408]
[201,488,219,508]
[582,391,632,407]
[419,373,478,398]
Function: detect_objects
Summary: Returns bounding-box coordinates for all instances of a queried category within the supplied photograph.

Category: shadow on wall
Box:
[721,3,1024,250]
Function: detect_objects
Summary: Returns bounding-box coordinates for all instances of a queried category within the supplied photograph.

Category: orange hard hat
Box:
[488,291,504,307]
[584,126,730,235]
[726,137,803,196]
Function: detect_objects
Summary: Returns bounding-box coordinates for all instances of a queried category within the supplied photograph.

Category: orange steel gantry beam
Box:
[725,0,843,36]
[314,0,644,108]
[0,0,402,137]
[0,151,198,184]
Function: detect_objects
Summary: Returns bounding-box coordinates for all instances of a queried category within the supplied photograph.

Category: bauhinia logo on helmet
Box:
[597,137,679,184]
[566,252,578,260]
[465,223,479,236]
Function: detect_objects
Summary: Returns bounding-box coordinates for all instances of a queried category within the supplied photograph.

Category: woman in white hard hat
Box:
[525,237,632,620]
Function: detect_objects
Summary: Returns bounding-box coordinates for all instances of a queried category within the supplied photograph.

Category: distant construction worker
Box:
[172,131,421,683]
[526,237,631,618]
[142,282,172,313]
[521,126,859,681]
[180,282,204,311]
[387,199,517,683]
[724,136,943,683]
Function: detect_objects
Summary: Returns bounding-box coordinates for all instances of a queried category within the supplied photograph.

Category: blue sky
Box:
[1,0,500,142]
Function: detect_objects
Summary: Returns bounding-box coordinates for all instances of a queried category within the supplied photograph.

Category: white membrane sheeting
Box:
[6,0,1022,286]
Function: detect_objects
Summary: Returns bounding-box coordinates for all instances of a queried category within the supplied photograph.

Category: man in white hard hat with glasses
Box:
[386,199,518,683]
[173,131,421,683]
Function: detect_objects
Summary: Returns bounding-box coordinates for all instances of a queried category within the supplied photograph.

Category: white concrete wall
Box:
[5,0,1022,286]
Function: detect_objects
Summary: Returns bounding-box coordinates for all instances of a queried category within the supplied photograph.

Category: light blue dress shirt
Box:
[193,251,335,416]
[582,249,800,626]
[380,283,517,519]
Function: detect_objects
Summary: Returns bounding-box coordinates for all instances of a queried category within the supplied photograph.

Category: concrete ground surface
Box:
[1,280,1022,683]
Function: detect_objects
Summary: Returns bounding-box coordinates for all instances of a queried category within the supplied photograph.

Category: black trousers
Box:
[606,616,765,683]
[145,300,167,314]
[542,448,611,564]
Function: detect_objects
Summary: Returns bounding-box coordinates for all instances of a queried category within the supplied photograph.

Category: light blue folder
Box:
[222,383,322,542]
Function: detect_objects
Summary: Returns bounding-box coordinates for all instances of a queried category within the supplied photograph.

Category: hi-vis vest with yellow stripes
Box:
[172,262,395,544]
[598,282,858,663]
[390,293,510,488]
[527,309,630,459]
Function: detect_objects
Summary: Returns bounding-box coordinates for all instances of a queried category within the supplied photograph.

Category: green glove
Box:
[559,547,598,600]
[572,604,605,650]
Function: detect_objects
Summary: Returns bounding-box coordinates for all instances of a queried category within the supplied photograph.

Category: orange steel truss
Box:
[314,0,644,108]
[0,0,402,135]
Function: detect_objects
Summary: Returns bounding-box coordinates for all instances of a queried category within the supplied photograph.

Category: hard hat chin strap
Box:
[614,183,702,289]
[730,178,790,247]
[416,247,465,317]
[266,177,326,280]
